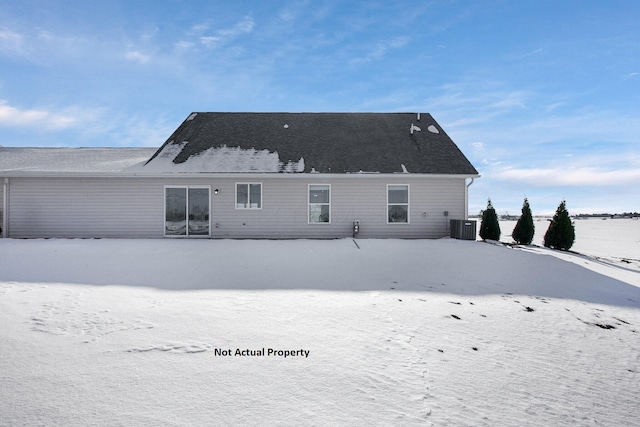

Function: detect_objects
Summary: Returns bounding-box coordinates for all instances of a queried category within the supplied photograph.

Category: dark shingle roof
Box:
[145,112,479,174]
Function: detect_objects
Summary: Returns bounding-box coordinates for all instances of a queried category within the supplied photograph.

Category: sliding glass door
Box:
[187,188,210,236]
[165,186,210,237]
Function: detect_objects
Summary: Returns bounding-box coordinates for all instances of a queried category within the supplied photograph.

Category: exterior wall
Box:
[209,175,466,239]
[8,177,163,238]
[0,180,4,235]
[7,175,468,239]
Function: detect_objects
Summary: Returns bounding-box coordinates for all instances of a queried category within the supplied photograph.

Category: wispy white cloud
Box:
[3,21,160,68]
[350,36,410,64]
[0,24,94,65]
[432,80,640,159]
[493,166,640,187]
[175,16,255,52]
[426,81,535,130]
[544,101,568,112]
[191,23,211,33]
[481,158,504,167]
[84,112,175,147]
[199,16,254,48]
[278,9,295,23]
[199,36,221,48]
[506,46,545,61]
[173,40,194,51]
[425,76,640,213]
[218,17,255,37]
[0,100,77,130]
[487,91,528,110]
[124,50,151,64]
[0,99,174,147]
[140,28,159,42]
[0,26,27,57]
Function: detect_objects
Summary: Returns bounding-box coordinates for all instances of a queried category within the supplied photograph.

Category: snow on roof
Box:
[139,141,305,173]
[0,147,157,174]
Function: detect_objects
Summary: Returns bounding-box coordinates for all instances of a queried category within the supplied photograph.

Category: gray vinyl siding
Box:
[8,177,162,238]
[207,176,466,239]
[6,175,468,239]
[0,181,4,235]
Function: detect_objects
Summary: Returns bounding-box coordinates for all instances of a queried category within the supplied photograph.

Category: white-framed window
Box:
[165,186,210,237]
[308,184,330,223]
[236,183,262,209]
[387,184,409,223]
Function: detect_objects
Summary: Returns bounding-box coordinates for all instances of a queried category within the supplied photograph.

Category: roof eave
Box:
[0,171,481,179]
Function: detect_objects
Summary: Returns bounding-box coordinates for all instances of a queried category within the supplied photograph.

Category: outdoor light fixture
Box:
[214,189,219,195]
[352,220,360,238]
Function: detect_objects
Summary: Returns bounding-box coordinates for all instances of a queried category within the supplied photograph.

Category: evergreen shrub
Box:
[512,198,535,245]
[544,200,575,251]
[479,199,501,241]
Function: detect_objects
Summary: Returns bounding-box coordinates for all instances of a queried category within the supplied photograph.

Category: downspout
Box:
[465,177,475,220]
[2,178,7,238]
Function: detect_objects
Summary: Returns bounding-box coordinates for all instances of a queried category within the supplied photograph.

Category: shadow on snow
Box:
[0,238,639,309]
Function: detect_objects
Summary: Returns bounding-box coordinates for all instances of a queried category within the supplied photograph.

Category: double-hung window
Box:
[309,184,330,223]
[236,183,262,209]
[165,186,210,237]
[387,184,409,223]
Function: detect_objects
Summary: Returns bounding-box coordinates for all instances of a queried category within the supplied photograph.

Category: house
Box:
[0,112,479,239]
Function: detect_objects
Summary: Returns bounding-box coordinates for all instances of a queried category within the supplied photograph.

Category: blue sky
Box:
[1,0,639,215]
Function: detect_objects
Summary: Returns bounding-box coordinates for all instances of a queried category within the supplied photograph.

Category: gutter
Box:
[465,177,476,219]
[0,172,482,180]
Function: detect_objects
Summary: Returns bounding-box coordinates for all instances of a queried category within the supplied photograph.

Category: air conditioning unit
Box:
[450,219,477,240]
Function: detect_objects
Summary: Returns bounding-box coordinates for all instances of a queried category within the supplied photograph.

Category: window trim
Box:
[308,184,331,224]
[235,182,263,210]
[386,184,410,224]
[164,185,211,238]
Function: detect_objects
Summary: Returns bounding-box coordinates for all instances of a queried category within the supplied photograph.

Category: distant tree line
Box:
[479,198,575,251]
[574,212,639,219]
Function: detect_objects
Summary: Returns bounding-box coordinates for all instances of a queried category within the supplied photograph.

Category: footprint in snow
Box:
[126,343,211,354]
[613,317,630,325]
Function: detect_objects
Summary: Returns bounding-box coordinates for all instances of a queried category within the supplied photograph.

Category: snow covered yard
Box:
[497,217,640,271]
[1,238,639,426]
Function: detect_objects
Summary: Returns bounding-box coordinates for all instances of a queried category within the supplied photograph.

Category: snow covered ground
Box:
[497,217,640,260]
[1,232,639,425]
[497,218,640,275]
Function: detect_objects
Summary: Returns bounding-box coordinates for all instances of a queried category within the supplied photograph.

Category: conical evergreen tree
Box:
[479,199,501,241]
[512,198,535,245]
[544,200,575,251]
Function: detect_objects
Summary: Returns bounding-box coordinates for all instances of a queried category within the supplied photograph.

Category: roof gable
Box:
[144,112,479,175]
